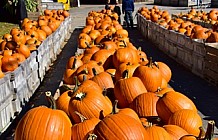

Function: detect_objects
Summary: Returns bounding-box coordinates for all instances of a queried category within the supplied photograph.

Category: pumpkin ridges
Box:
[129,92,159,117]
[163,125,189,140]
[15,105,72,140]
[114,70,147,108]
[145,125,173,140]
[133,58,162,92]
[168,109,203,137]
[156,91,197,124]
[71,111,100,140]
[93,113,149,139]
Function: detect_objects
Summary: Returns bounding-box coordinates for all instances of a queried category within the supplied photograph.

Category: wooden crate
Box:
[27,12,40,21]
[191,39,206,56]
[167,40,178,58]
[10,66,25,91]
[0,94,14,133]
[0,73,14,103]
[14,80,31,107]
[26,62,40,97]
[203,43,218,86]
[192,53,205,77]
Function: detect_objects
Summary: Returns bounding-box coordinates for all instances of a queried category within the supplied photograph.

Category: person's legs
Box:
[124,12,130,28]
[118,16,121,24]
[128,11,134,28]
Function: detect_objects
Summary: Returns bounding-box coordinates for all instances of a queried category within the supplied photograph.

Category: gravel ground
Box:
[1,2,218,139]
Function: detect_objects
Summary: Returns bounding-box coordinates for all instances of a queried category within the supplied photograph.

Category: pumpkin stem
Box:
[73,76,79,93]
[75,92,86,101]
[45,91,57,109]
[92,68,98,76]
[71,58,77,69]
[74,111,87,122]
[154,61,159,68]
[97,61,103,66]
[156,93,164,98]
[138,47,142,51]
[59,84,72,94]
[146,116,162,126]
[157,87,162,92]
[147,57,153,68]
[203,120,215,140]
[82,68,89,74]
[198,127,206,139]
[102,88,107,96]
[111,100,119,114]
[83,74,87,81]
[122,69,129,79]
[105,45,109,50]
[99,110,105,120]
[122,40,127,47]
[87,134,97,140]
[85,41,91,48]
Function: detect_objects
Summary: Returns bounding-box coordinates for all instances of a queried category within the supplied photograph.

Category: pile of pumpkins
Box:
[0,9,70,78]
[177,9,218,25]
[14,8,216,140]
[138,6,218,43]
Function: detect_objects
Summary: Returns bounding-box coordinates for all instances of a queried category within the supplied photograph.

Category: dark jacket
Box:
[122,0,134,12]
[114,5,121,16]
[16,0,27,20]
[105,4,110,10]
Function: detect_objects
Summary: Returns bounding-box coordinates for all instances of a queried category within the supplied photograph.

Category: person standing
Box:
[113,0,121,24]
[105,0,110,10]
[16,0,28,28]
[122,0,134,28]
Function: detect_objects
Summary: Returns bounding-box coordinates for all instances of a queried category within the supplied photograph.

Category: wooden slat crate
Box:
[203,43,218,86]
[0,94,14,133]
[27,12,40,21]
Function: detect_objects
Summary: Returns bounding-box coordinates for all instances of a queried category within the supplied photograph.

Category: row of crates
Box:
[0,16,72,133]
[154,0,211,7]
[137,14,218,86]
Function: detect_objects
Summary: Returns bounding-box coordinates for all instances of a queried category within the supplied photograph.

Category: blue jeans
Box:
[124,11,133,28]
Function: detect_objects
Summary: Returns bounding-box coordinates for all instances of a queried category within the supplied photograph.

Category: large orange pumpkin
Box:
[15,92,72,140]
[133,57,162,92]
[145,125,173,140]
[163,125,189,140]
[71,111,100,140]
[114,70,147,108]
[68,80,112,123]
[156,91,197,124]
[168,109,203,137]
[129,92,159,117]
[93,112,150,139]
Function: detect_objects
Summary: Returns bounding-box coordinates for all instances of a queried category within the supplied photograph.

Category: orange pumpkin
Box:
[15,92,72,140]
[156,91,198,124]
[133,57,162,92]
[145,125,173,140]
[129,92,159,117]
[1,54,19,72]
[16,44,31,58]
[71,111,100,140]
[114,70,147,108]
[168,109,203,137]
